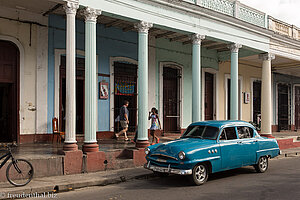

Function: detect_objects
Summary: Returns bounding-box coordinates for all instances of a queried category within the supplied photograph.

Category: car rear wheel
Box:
[190,163,208,185]
[254,156,268,173]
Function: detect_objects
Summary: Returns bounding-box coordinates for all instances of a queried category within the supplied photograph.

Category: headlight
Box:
[178,151,186,160]
[145,147,150,155]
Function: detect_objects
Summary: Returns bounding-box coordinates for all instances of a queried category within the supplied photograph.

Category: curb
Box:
[0,170,154,200]
[278,149,300,159]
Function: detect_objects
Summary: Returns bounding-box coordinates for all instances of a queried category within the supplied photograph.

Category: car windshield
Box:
[181,125,219,140]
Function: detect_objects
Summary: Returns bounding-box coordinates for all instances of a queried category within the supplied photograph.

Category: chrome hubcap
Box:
[195,165,206,182]
[259,157,267,171]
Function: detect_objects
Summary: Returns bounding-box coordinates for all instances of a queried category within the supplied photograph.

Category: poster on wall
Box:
[99,82,109,99]
[114,81,135,96]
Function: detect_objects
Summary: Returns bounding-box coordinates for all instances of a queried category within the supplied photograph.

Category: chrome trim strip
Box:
[256,148,280,153]
[144,162,192,175]
[150,154,178,160]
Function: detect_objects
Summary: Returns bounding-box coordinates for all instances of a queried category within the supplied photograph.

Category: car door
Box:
[219,127,243,170]
[237,126,258,165]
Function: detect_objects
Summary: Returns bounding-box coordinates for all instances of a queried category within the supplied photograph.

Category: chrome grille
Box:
[151,154,178,161]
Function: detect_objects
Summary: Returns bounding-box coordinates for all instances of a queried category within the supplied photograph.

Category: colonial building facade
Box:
[0,0,300,151]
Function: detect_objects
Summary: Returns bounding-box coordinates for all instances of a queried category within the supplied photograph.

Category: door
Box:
[219,127,243,169]
[295,86,300,130]
[60,56,85,134]
[278,84,290,130]
[253,81,261,125]
[227,79,241,120]
[163,67,180,133]
[205,72,214,120]
[0,40,19,143]
[114,62,137,132]
[236,126,258,165]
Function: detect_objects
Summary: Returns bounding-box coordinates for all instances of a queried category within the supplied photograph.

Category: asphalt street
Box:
[35,157,300,200]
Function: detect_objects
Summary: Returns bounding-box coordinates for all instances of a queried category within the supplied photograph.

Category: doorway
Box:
[295,86,300,130]
[0,40,19,143]
[59,56,85,134]
[278,84,290,130]
[252,81,261,125]
[205,72,214,120]
[226,78,241,120]
[163,67,180,133]
[114,62,137,133]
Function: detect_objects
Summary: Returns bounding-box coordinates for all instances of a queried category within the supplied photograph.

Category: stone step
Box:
[277,138,300,149]
[0,156,64,182]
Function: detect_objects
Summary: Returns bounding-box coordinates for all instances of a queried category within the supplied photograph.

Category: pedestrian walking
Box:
[149,107,161,145]
[115,100,130,141]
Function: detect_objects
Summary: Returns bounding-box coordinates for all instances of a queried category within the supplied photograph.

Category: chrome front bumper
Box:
[144,161,192,175]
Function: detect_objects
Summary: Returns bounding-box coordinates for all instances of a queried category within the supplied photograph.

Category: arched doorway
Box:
[0,40,19,142]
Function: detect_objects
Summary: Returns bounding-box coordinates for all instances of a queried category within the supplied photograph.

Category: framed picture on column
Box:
[99,82,109,99]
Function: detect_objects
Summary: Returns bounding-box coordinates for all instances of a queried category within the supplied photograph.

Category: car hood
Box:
[151,138,216,155]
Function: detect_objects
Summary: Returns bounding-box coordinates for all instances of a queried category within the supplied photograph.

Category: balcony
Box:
[268,16,300,40]
[180,0,299,40]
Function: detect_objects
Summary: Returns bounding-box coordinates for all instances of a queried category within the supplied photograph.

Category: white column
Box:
[63,1,79,151]
[260,53,275,137]
[134,21,153,148]
[82,7,101,152]
[191,34,205,122]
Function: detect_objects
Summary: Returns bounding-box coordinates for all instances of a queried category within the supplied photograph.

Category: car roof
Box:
[190,120,255,129]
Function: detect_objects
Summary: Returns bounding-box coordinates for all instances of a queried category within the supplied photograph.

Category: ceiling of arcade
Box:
[0,0,230,51]
[1,0,300,76]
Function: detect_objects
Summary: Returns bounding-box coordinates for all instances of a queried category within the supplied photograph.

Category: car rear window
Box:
[182,125,219,140]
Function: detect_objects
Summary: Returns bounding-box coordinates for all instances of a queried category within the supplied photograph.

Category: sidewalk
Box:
[0,167,153,199]
[0,147,300,199]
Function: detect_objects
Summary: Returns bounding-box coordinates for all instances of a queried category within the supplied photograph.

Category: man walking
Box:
[115,100,130,141]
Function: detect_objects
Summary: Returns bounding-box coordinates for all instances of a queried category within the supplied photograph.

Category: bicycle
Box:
[0,144,34,186]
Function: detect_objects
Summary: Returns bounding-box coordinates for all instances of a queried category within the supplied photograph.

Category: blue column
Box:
[82,7,101,152]
[191,34,205,122]
[228,43,242,120]
[134,21,153,148]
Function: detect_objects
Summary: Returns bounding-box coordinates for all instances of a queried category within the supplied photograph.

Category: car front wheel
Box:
[190,163,208,185]
[254,156,268,173]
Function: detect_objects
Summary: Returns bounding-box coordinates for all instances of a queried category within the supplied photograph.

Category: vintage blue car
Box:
[144,120,280,185]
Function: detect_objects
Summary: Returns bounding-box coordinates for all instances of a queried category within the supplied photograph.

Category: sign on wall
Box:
[99,82,109,99]
[244,92,250,104]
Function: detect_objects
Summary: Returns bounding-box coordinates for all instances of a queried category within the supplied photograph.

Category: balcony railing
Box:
[268,16,300,40]
[180,0,300,40]
[181,0,267,28]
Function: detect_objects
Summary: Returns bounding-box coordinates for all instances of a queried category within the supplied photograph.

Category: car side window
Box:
[219,130,227,140]
[237,126,252,139]
[220,127,237,140]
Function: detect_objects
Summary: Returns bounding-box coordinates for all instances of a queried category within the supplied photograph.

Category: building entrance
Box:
[163,67,180,133]
[0,40,19,143]
[60,56,85,134]
[278,84,290,130]
[205,72,214,120]
[113,62,137,133]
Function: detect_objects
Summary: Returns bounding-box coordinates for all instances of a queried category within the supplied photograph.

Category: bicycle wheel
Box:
[6,159,34,187]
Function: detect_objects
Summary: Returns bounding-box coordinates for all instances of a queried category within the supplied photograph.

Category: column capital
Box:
[228,43,242,53]
[63,1,79,15]
[190,34,205,45]
[81,7,101,22]
[259,53,275,61]
[134,21,153,33]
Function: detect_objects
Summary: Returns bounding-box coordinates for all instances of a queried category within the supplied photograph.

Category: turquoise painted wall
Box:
[47,14,138,133]
[155,38,219,128]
